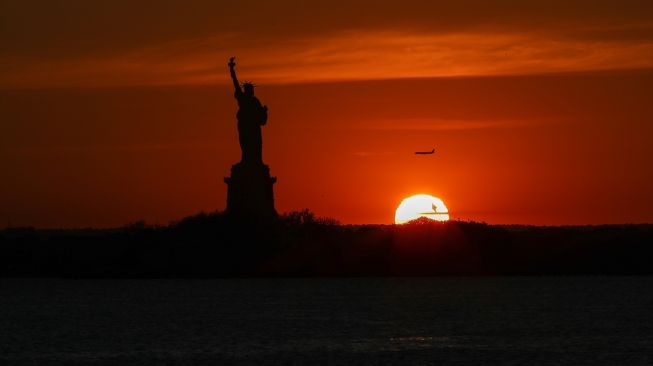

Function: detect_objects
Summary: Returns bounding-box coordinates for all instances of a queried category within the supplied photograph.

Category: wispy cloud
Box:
[2,28,653,89]
[351,117,550,131]
[5,143,220,155]
[2,0,652,89]
[351,151,396,157]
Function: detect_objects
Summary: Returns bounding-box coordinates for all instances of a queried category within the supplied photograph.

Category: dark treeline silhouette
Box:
[1,211,652,278]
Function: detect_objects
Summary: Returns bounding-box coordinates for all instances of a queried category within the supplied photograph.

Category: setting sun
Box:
[395,194,450,224]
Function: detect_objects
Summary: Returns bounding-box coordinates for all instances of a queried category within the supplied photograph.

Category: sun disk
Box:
[395,194,449,224]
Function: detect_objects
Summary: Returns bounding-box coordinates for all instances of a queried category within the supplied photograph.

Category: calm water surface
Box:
[1,277,652,365]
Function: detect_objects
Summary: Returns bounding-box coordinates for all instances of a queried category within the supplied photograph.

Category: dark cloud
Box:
[1,0,652,88]
[2,0,652,60]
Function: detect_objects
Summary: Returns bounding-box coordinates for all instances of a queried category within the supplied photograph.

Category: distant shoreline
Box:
[2,211,652,278]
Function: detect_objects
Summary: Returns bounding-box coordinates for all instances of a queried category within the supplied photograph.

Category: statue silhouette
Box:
[229,57,268,165]
[224,57,277,219]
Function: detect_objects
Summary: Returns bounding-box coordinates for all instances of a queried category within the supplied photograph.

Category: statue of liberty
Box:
[224,57,277,218]
[229,57,268,165]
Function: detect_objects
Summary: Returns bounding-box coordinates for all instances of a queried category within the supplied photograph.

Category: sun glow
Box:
[395,194,450,224]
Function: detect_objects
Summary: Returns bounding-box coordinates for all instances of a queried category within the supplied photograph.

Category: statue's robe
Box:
[235,90,267,164]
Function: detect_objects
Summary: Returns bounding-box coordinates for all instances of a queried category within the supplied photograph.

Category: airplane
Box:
[415,148,435,155]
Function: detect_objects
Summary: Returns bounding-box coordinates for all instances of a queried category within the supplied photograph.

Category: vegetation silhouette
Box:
[2,212,652,278]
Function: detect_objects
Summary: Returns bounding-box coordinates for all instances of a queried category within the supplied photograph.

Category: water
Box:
[1,277,652,365]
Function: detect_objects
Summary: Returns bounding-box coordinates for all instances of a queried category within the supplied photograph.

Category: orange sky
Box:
[1,1,652,227]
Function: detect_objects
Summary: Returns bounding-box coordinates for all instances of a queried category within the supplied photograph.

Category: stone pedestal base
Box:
[224,162,277,218]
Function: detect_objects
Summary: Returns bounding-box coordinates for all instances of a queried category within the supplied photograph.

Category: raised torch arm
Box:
[228,57,242,94]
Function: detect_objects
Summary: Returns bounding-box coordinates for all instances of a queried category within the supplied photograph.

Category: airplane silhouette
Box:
[415,148,435,155]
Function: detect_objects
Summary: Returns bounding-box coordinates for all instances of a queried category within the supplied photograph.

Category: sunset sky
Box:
[2,0,652,227]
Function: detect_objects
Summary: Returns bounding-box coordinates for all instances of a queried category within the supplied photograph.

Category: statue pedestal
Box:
[224,162,277,218]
